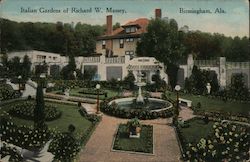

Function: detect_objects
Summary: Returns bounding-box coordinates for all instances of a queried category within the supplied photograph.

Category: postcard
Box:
[0,0,249,162]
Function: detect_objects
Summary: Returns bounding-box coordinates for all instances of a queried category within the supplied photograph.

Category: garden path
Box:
[179,106,196,121]
[79,115,181,162]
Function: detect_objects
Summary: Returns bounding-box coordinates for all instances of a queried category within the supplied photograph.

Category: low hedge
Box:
[8,101,62,121]
[78,88,106,95]
[193,110,249,123]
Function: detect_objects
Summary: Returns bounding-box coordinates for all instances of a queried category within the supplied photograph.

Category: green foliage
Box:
[8,101,62,121]
[0,83,20,101]
[137,18,185,88]
[183,32,249,61]
[0,112,51,150]
[1,19,105,56]
[183,122,250,161]
[0,55,32,80]
[83,66,97,81]
[185,66,220,94]
[34,84,47,130]
[60,56,77,80]
[123,71,135,90]
[0,144,24,162]
[35,63,48,76]
[113,124,153,153]
[48,132,80,161]
[127,118,141,127]
[150,70,166,91]
[227,73,249,101]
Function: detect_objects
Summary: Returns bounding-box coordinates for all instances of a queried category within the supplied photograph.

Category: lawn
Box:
[113,124,153,154]
[166,91,250,115]
[179,117,214,144]
[0,100,92,138]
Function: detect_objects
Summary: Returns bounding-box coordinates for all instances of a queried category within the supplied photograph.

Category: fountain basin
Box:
[108,97,172,112]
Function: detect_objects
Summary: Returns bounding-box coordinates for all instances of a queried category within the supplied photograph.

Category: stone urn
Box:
[127,118,141,138]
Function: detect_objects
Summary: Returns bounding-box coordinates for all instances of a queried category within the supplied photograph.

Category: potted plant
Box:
[127,118,141,137]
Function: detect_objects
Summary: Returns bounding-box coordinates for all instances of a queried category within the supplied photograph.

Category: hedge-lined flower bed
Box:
[179,120,250,161]
[0,112,51,150]
[113,124,153,153]
[8,101,62,121]
[100,99,173,120]
[0,143,24,162]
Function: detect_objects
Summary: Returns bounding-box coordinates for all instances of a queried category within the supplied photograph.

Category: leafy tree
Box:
[113,22,120,30]
[123,71,135,90]
[60,56,77,80]
[0,54,9,78]
[21,55,31,81]
[136,18,185,89]
[48,124,80,161]
[151,70,166,91]
[228,73,249,101]
[83,66,97,81]
[35,63,48,76]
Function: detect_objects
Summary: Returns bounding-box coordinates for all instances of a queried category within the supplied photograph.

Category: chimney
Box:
[155,9,162,19]
[106,15,112,35]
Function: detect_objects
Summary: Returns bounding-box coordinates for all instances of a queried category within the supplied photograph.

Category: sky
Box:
[1,0,249,37]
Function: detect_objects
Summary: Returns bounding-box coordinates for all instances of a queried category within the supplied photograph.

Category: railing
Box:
[105,57,125,64]
[194,60,218,67]
[82,57,100,63]
[226,62,250,69]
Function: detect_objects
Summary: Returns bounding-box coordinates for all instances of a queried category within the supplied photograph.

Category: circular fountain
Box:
[108,66,173,114]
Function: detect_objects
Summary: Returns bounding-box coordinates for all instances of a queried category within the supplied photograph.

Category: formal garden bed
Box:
[8,101,62,121]
[113,123,153,154]
[0,99,101,161]
[177,117,250,161]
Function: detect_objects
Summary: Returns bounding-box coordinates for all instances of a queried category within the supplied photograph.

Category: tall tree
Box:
[136,18,185,89]
[34,82,46,130]
[22,55,32,81]
[228,74,249,100]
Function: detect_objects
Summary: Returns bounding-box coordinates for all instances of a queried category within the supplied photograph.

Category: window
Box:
[102,40,106,49]
[125,51,134,55]
[119,39,124,48]
[125,27,137,33]
[131,27,136,32]
[125,38,134,42]
[53,57,57,60]
[125,28,130,33]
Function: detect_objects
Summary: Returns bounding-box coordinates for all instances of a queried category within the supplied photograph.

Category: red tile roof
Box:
[99,18,149,39]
